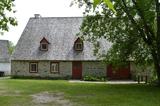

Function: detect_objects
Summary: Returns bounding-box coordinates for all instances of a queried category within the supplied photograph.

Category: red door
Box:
[107,63,131,80]
[72,61,82,79]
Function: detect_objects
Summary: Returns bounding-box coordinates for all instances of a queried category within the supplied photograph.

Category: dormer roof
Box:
[40,37,50,44]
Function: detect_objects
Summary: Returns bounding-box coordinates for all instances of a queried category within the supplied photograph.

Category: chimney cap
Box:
[34,14,41,18]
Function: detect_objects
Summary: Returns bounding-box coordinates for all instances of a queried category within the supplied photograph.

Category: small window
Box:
[29,62,38,73]
[75,43,83,50]
[50,62,59,73]
[74,38,83,51]
[40,43,48,50]
[40,37,49,51]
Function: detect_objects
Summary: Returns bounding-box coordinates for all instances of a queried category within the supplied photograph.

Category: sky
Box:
[0,0,84,44]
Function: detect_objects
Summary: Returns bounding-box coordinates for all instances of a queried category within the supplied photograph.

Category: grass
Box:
[0,79,160,106]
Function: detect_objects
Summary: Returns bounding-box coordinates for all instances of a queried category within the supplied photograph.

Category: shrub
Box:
[83,75,107,81]
[11,75,72,80]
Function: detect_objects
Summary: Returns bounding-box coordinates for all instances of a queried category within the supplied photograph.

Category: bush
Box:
[83,75,107,81]
[11,75,72,80]
[0,72,4,77]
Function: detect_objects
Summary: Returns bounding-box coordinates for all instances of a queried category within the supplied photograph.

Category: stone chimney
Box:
[34,14,41,18]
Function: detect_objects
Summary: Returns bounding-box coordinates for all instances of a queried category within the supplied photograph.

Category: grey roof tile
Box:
[0,40,10,62]
[12,17,111,61]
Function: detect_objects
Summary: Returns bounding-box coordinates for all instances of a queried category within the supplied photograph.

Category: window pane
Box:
[75,43,82,50]
[30,63,38,73]
[32,64,36,71]
[51,63,59,73]
[41,43,48,50]
[42,44,47,49]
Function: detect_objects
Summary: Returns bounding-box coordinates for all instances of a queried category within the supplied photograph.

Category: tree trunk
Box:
[156,0,160,86]
[154,62,160,86]
[152,51,160,86]
[154,65,160,86]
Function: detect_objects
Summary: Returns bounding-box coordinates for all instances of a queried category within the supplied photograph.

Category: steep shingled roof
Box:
[0,40,10,62]
[12,17,111,61]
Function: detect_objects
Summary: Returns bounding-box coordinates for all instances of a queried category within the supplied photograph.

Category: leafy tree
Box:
[0,0,17,34]
[8,41,15,55]
[74,0,160,85]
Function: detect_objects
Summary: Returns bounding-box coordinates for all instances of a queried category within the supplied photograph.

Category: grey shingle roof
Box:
[12,17,111,61]
[0,40,10,62]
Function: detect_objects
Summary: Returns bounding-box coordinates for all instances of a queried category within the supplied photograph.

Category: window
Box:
[74,37,83,51]
[40,37,49,51]
[40,43,48,51]
[29,62,38,73]
[50,62,59,73]
[75,43,83,50]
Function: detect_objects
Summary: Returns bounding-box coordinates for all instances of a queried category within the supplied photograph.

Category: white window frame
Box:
[50,62,59,73]
[29,62,38,73]
[75,42,83,50]
[40,43,48,51]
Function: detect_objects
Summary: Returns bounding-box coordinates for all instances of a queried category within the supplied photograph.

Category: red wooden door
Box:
[107,64,131,80]
[72,61,82,79]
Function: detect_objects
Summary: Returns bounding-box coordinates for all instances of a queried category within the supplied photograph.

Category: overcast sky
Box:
[0,0,84,44]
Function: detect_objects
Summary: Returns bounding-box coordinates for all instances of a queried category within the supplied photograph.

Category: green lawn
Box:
[0,79,160,106]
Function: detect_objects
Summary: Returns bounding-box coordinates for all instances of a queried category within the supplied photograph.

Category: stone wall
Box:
[11,61,72,78]
[11,61,107,78]
[82,61,107,77]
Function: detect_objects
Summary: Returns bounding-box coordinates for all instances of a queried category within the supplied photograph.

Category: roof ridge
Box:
[0,40,9,42]
[30,16,83,19]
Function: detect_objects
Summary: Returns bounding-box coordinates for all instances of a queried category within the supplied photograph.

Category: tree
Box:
[74,0,160,85]
[8,41,15,55]
[0,0,17,34]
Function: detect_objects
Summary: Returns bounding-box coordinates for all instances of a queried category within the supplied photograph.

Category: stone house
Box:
[0,40,11,76]
[11,15,132,79]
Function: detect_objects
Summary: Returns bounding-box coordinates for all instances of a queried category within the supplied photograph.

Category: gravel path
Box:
[69,80,139,84]
[31,92,73,106]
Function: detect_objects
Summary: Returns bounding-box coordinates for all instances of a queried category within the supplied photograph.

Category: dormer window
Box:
[41,43,48,50]
[40,37,50,51]
[75,43,83,50]
[74,37,83,51]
